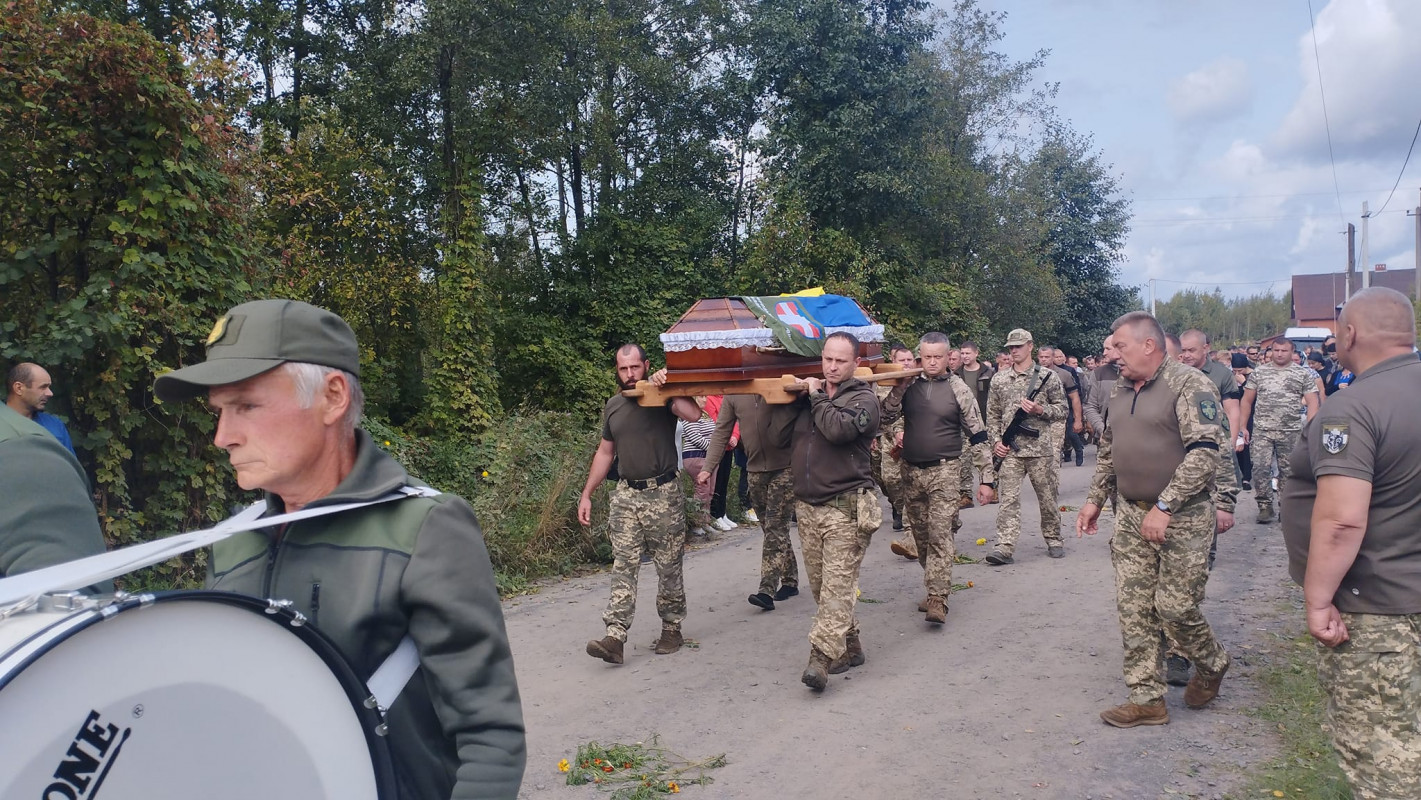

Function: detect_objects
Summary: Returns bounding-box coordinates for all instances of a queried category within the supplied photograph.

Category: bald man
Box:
[1282,287,1421,799]
[6,362,76,456]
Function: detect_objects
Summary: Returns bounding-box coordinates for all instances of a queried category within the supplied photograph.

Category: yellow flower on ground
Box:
[668,782,681,793]
[557,759,569,773]
[384,440,392,447]
[967,581,974,588]
[481,470,490,477]
[975,537,986,546]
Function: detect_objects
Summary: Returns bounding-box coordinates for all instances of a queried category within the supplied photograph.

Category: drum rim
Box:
[0,589,398,800]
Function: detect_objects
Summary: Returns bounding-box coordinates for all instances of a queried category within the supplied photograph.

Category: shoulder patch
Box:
[1194,391,1220,424]
[855,407,870,432]
[1321,421,1349,455]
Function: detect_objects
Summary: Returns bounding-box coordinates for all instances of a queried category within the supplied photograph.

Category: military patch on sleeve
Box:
[855,407,870,432]
[1194,391,1220,424]
[1321,421,1349,455]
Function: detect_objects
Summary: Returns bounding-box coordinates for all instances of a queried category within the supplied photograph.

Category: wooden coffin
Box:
[660,297,883,383]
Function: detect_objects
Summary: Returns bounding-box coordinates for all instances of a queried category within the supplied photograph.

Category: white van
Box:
[1283,326,1334,351]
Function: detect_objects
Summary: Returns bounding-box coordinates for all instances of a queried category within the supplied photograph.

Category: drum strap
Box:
[367,635,421,714]
[0,486,441,608]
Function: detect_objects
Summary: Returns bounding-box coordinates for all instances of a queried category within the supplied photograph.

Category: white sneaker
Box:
[715,515,736,531]
[744,509,760,523]
[691,526,708,537]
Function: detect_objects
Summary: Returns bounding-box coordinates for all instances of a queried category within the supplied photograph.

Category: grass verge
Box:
[1235,628,1351,800]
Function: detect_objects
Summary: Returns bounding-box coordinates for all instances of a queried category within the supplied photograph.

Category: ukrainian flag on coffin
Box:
[738,294,876,357]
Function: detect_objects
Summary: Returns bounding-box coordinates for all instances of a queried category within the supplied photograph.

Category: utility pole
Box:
[1361,201,1371,289]
[1346,222,1356,299]
[1413,189,1420,303]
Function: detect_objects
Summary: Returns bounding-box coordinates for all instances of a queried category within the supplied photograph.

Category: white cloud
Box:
[1168,57,1253,126]
[1271,0,1421,164]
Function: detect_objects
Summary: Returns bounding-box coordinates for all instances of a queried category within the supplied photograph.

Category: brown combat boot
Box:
[1184,658,1229,709]
[653,626,683,655]
[890,539,919,560]
[586,636,624,664]
[923,595,948,625]
[1256,504,1275,524]
[1099,701,1169,728]
[829,633,866,674]
[801,647,832,690]
[958,492,974,509]
[916,597,929,613]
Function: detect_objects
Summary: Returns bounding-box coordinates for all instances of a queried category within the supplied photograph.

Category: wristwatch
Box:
[1155,500,1172,515]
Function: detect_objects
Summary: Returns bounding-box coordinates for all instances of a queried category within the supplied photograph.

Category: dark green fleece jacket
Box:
[208,430,526,799]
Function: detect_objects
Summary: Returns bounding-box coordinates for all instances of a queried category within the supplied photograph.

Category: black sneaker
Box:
[748,592,775,610]
[1165,654,1192,686]
[985,551,1014,566]
[1241,480,1252,491]
[773,585,800,602]
[892,508,903,531]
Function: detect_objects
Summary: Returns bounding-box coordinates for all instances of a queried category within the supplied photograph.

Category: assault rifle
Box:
[992,368,1050,473]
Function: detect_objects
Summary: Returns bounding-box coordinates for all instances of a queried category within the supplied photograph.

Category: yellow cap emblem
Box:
[206,315,230,346]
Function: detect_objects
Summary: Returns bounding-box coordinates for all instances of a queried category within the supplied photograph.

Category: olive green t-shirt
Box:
[1282,353,1421,614]
[600,395,678,481]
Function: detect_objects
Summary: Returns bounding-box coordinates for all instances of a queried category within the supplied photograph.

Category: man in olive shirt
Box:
[1078,311,1230,729]
[791,333,880,691]
[1281,287,1421,799]
[954,341,994,507]
[882,333,994,625]
[698,392,801,611]
[0,403,111,591]
[580,345,702,664]
[1039,347,1085,466]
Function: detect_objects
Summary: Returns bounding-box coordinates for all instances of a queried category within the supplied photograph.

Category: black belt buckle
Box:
[907,458,947,469]
[626,471,676,490]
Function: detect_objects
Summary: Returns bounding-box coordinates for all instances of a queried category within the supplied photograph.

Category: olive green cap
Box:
[154,299,360,402]
[1004,328,1033,347]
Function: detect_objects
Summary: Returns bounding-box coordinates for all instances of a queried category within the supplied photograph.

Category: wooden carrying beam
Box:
[621,367,922,407]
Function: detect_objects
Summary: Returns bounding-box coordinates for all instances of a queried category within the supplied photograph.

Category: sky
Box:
[972,0,1421,301]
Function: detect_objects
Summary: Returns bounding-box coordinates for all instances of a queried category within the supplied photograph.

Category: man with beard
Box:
[581,345,702,664]
[793,333,880,690]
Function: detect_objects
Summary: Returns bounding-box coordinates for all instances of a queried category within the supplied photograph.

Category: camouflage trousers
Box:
[1111,498,1228,705]
[993,455,1062,556]
[797,495,872,660]
[603,480,686,642]
[1317,612,1421,800]
[958,445,986,497]
[747,468,799,595]
[902,460,962,598]
[871,442,907,512]
[1250,428,1299,510]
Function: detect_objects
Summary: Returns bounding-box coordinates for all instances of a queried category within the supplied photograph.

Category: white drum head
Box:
[0,593,391,799]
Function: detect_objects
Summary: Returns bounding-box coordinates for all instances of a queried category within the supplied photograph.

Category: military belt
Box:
[905,456,958,469]
[817,487,869,518]
[623,470,677,491]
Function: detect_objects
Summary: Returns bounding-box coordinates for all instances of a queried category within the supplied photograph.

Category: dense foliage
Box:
[1154,289,1293,347]
[4,0,1139,586]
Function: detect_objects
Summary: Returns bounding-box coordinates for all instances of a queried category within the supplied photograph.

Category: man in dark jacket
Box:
[155,299,526,800]
[791,332,880,691]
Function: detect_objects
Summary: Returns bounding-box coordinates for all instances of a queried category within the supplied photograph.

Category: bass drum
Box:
[0,590,396,799]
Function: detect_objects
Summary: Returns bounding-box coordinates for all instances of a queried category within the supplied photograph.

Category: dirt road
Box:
[506,454,1293,799]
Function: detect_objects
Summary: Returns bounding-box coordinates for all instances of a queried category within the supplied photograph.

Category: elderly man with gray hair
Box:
[155,299,526,800]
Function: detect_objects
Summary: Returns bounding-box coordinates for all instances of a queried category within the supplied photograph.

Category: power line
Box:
[1307,0,1346,224]
[1132,209,1412,226]
[1373,116,1421,215]
[1131,189,1391,203]
[1149,278,1283,287]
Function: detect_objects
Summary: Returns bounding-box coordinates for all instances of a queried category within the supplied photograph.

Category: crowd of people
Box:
[2,288,1416,799]
[579,288,1418,799]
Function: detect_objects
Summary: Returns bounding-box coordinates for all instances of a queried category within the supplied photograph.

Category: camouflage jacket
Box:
[1087,358,1225,512]
[986,364,1067,459]
[1246,362,1318,433]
